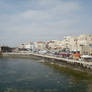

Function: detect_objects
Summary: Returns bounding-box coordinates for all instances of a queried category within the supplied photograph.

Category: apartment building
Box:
[63,35,92,55]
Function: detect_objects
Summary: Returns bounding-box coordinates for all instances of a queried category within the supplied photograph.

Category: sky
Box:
[0,0,92,46]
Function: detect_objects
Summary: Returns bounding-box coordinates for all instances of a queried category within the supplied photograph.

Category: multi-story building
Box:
[63,35,92,55]
[35,41,46,50]
[17,34,92,55]
[46,40,63,50]
[78,35,92,55]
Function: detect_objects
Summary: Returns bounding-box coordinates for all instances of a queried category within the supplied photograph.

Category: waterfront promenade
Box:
[2,52,92,73]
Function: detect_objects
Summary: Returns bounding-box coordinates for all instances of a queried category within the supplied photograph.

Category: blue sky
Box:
[0,0,92,46]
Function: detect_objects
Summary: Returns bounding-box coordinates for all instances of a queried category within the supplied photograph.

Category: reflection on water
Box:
[0,57,92,92]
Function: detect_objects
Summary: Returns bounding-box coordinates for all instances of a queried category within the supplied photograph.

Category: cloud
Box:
[21,10,51,22]
[0,0,92,46]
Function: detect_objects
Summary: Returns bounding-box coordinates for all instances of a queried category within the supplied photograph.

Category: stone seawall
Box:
[2,52,92,73]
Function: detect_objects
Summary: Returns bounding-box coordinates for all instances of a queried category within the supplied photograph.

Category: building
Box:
[63,35,92,55]
[0,46,13,52]
[18,41,35,51]
[35,41,46,50]
[78,35,92,55]
[46,40,63,50]
[16,34,92,55]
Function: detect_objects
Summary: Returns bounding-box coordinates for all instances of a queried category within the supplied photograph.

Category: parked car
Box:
[59,52,71,58]
[38,50,47,54]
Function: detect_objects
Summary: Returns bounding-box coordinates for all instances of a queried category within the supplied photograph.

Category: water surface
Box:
[0,57,92,92]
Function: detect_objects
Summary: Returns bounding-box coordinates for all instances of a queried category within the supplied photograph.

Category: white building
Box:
[18,42,35,50]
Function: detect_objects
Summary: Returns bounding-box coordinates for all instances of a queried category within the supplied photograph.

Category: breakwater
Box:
[2,52,92,73]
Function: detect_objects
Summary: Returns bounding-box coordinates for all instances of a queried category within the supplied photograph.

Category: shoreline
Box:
[1,52,92,73]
